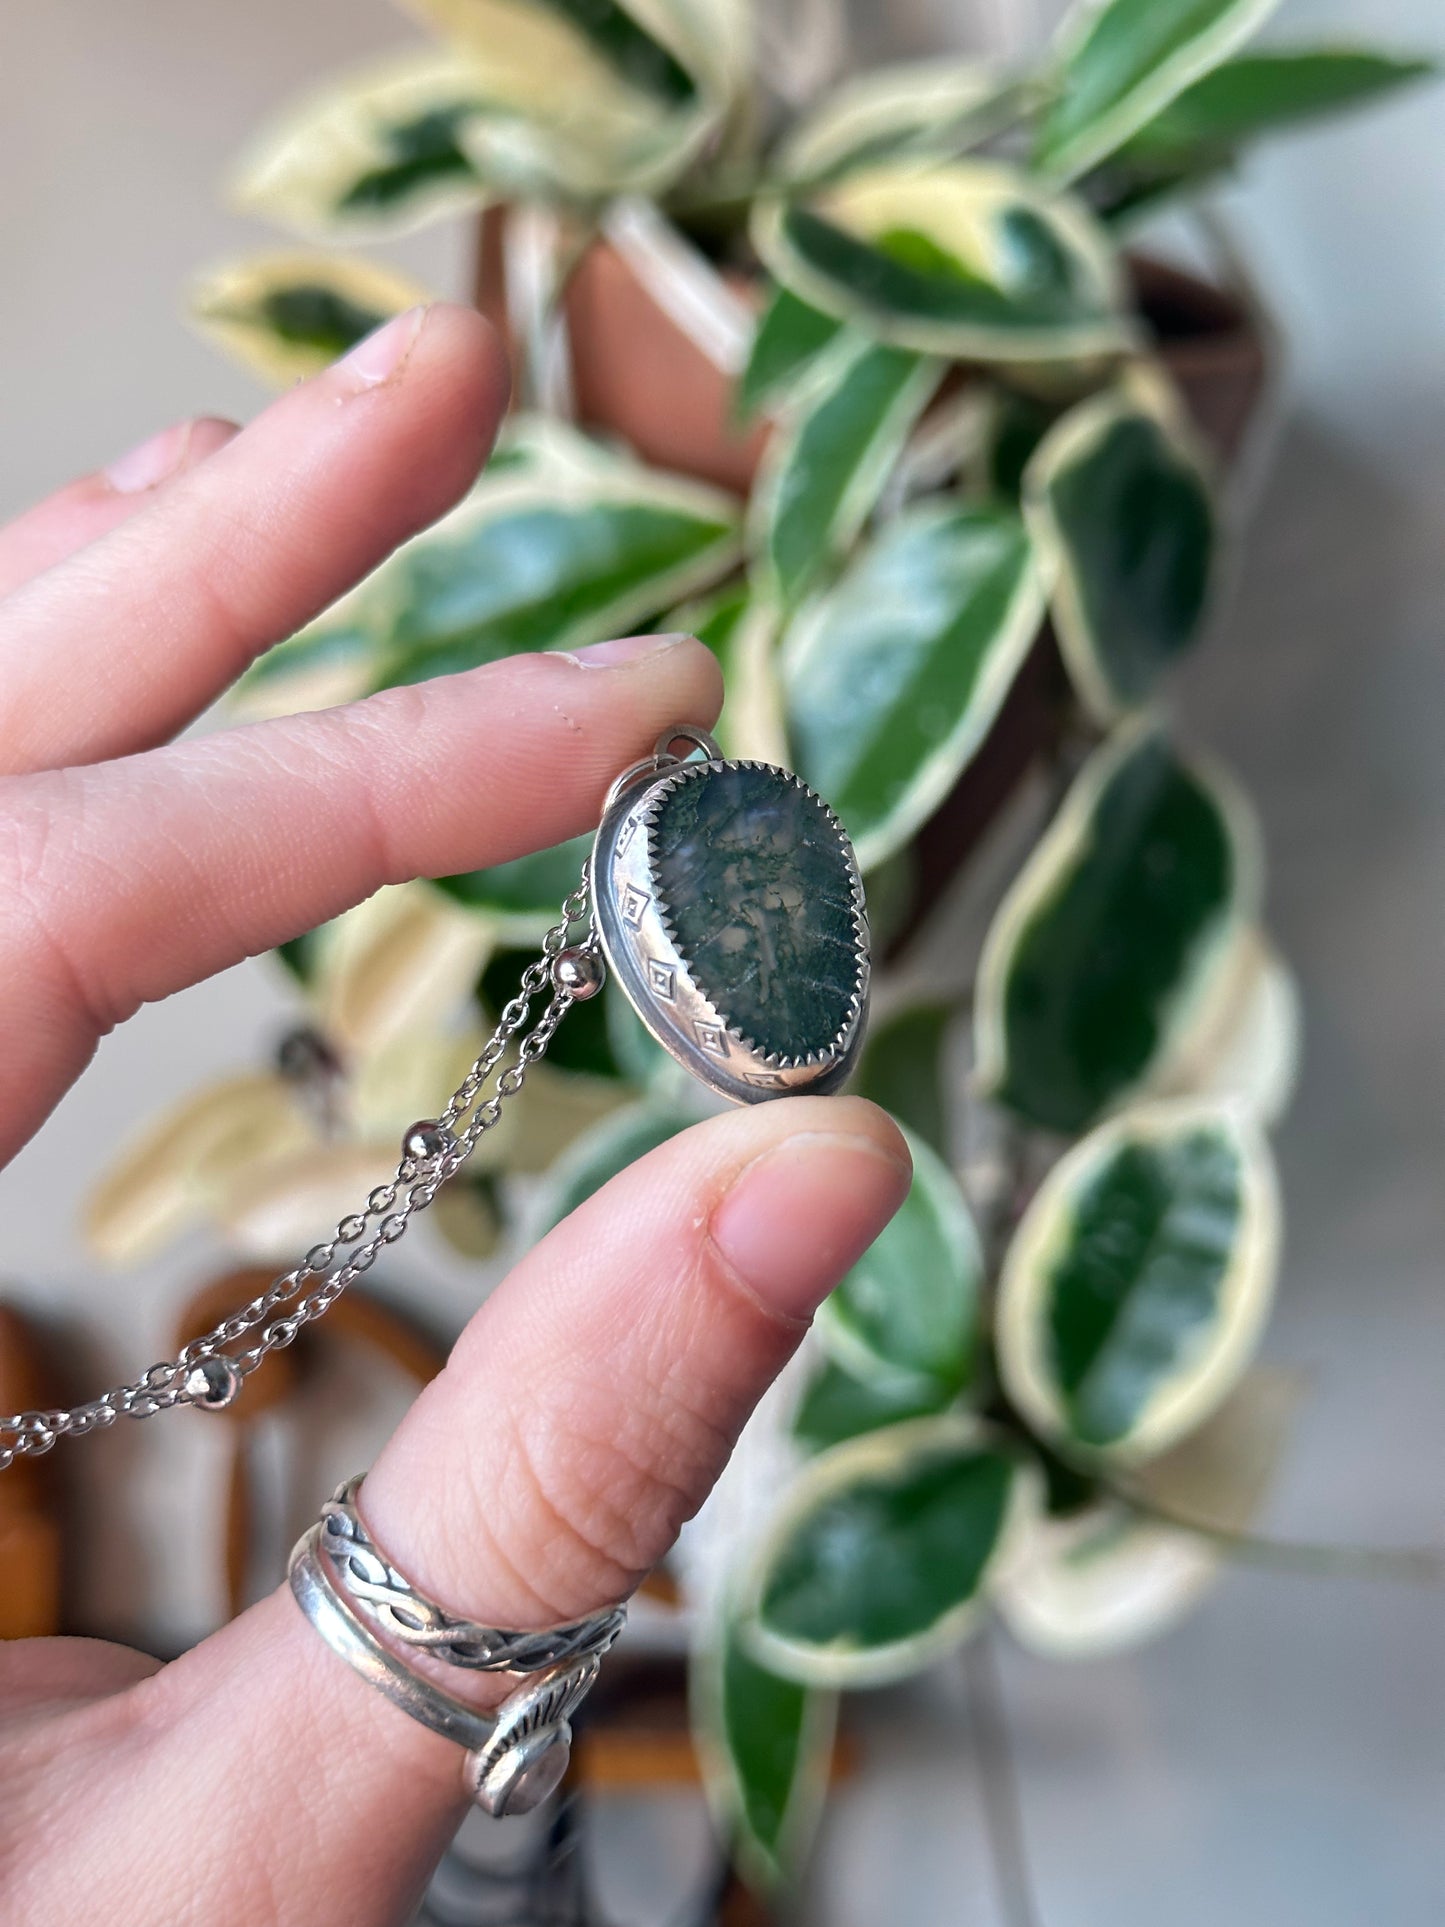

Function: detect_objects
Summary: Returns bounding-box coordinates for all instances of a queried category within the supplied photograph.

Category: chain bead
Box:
[183,1356,242,1410]
[0,859,594,1464]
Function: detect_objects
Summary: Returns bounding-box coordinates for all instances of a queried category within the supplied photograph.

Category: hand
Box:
[0,305,909,1923]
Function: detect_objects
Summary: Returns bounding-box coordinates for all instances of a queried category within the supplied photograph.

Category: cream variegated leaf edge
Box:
[717,601,792,766]
[781,503,1050,874]
[1038,0,1282,183]
[752,160,1139,364]
[995,1098,1281,1463]
[313,883,496,1056]
[997,1367,1298,1658]
[813,1126,981,1391]
[690,1605,839,1894]
[1022,364,1219,725]
[777,58,1037,185]
[1145,921,1300,1127]
[236,424,743,723]
[973,715,1264,1115]
[747,327,943,610]
[85,1076,316,1268]
[189,252,434,388]
[399,0,724,198]
[741,1414,1041,1688]
[230,45,492,242]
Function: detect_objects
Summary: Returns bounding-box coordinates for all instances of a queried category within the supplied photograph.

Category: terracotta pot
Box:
[474,213,1271,948]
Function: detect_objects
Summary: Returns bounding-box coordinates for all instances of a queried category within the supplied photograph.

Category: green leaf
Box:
[750,334,941,610]
[1023,376,1216,720]
[231,48,490,242]
[782,501,1046,871]
[190,252,431,387]
[816,1128,981,1394]
[734,285,845,422]
[692,1613,837,1893]
[366,466,740,686]
[996,1100,1278,1458]
[997,1368,1294,1656]
[1033,0,1280,182]
[975,722,1258,1134]
[1123,47,1437,158]
[792,1357,955,1456]
[744,1416,1030,1686]
[404,0,718,200]
[532,1101,694,1236]
[231,617,379,719]
[777,60,1037,186]
[752,159,1135,363]
[852,1003,954,1157]
[434,833,593,929]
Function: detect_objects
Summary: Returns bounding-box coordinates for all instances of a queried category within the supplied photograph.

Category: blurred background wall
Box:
[1,1,1442,1921]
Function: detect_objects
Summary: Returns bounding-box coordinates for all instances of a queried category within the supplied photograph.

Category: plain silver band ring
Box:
[289,1524,499,1753]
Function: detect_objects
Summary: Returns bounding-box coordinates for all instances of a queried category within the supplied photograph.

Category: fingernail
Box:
[337,305,429,387]
[104,421,192,493]
[554,632,691,668]
[711,1132,912,1323]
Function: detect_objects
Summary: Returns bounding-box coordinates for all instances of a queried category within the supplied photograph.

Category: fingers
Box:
[0,418,237,602]
[0,303,509,774]
[20,1101,907,1927]
[0,635,721,1159]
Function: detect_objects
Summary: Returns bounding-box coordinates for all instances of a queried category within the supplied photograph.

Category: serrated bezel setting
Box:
[593,754,871,1105]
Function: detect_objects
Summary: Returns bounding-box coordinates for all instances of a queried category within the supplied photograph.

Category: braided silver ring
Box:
[319,1475,627,1671]
[289,1479,627,1816]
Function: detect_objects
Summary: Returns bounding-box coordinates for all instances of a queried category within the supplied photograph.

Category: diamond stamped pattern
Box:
[647,763,863,1064]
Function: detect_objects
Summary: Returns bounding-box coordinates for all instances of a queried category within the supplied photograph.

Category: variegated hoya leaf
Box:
[1033,0,1281,183]
[782,501,1047,871]
[435,833,594,931]
[1023,373,1217,720]
[749,332,941,610]
[367,462,741,688]
[816,1128,981,1396]
[743,1415,1033,1687]
[400,0,718,199]
[231,47,490,241]
[190,253,431,387]
[531,1100,694,1237]
[734,285,845,423]
[777,59,1037,186]
[666,582,791,766]
[752,159,1136,363]
[1146,922,1300,1126]
[1121,47,1436,161]
[85,1075,315,1267]
[692,1610,837,1893]
[995,1099,1279,1459]
[852,1002,955,1157]
[974,721,1259,1134]
[792,1355,956,1456]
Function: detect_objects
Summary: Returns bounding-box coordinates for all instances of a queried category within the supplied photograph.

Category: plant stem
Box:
[963,1633,1045,1927]
[1111,1485,1445,1583]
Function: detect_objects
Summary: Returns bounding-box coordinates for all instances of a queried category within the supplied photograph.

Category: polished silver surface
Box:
[320,1474,627,1672]
[290,1520,605,1819]
[593,733,870,1106]
[402,1119,456,1164]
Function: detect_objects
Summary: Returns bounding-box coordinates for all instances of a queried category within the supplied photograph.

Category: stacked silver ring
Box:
[289,1476,626,1816]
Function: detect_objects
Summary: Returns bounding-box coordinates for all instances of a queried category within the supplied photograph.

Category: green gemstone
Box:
[648,764,861,1061]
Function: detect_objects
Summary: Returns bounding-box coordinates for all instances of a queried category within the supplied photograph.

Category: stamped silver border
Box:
[593,752,870,1105]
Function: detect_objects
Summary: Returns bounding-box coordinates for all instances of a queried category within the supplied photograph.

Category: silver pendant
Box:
[593,728,870,1105]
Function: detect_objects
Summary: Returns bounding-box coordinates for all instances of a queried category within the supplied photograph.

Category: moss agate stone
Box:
[648,763,861,1061]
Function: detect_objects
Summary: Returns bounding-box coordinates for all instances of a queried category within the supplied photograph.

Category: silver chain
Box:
[0,866,597,1473]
